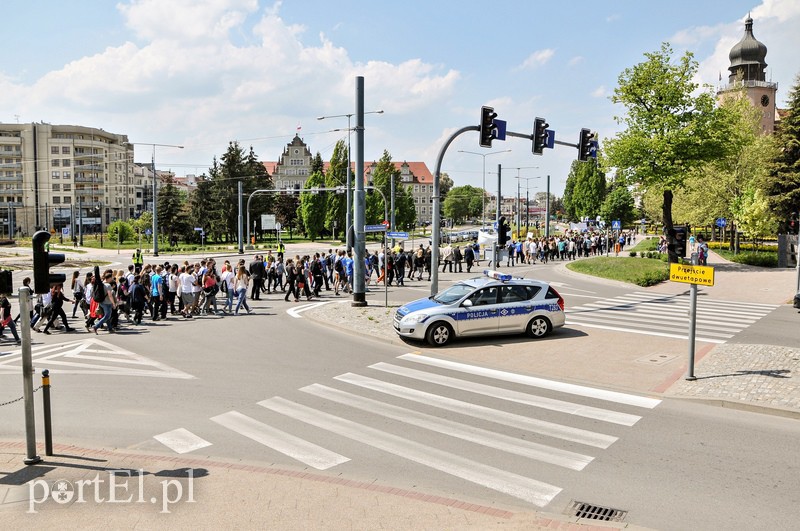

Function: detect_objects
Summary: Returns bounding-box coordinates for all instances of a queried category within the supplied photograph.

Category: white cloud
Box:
[568,56,584,67]
[591,85,608,98]
[6,0,461,167]
[516,49,555,70]
[606,14,620,23]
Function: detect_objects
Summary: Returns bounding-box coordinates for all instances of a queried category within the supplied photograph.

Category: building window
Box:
[63,196,71,204]
[53,184,61,191]
[52,159,60,167]
[421,207,426,214]
[52,171,60,179]
[290,159,303,166]
[63,159,71,166]
[63,184,71,191]
[63,171,71,179]
[62,146,70,154]
[53,197,61,204]
[51,146,59,154]
[414,185,419,192]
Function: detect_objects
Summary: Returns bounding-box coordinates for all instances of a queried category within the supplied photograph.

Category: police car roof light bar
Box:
[483,269,512,282]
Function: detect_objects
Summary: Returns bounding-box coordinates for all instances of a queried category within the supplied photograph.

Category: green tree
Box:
[325,140,348,234]
[562,160,606,221]
[603,43,733,262]
[274,193,299,234]
[189,175,219,242]
[440,173,454,198]
[365,150,416,231]
[600,185,636,227]
[157,174,188,241]
[131,211,153,242]
[444,185,483,223]
[733,185,777,246]
[107,220,134,243]
[762,72,800,230]
[298,171,327,240]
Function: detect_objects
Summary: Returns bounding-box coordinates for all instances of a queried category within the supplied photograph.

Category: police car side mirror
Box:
[462,299,473,308]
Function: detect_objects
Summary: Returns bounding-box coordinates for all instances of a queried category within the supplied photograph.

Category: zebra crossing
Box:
[565,291,778,344]
[154,353,660,508]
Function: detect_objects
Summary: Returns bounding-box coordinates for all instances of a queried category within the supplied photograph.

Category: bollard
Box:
[41,369,53,456]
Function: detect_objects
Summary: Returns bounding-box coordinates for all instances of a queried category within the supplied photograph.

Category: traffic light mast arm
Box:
[506,130,579,148]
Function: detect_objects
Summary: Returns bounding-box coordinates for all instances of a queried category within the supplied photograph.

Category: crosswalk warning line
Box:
[369,362,642,426]
[153,428,212,454]
[259,396,563,508]
[300,383,594,471]
[334,372,617,449]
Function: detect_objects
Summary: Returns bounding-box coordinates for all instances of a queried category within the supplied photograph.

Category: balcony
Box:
[0,162,22,170]
[74,163,103,171]
[1,149,22,157]
[74,174,103,183]
[0,175,23,182]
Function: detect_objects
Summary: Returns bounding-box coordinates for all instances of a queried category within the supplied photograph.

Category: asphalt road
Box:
[1,247,798,529]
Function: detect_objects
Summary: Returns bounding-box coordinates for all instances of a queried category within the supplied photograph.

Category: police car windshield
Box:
[433,284,474,304]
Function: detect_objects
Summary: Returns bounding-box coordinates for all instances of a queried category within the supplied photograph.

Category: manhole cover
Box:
[566,500,627,522]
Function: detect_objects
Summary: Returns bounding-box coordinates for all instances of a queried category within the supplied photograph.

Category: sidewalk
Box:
[304,251,800,418]
[0,441,638,530]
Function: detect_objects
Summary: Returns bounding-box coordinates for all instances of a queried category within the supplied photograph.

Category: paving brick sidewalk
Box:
[0,442,641,530]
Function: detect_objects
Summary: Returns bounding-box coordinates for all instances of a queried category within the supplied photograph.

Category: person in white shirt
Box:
[179,265,198,318]
[220,263,236,313]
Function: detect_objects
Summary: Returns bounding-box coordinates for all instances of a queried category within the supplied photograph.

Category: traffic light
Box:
[479,106,498,148]
[789,212,799,235]
[32,230,66,294]
[578,128,595,161]
[532,117,549,155]
[0,270,12,294]
[498,216,511,246]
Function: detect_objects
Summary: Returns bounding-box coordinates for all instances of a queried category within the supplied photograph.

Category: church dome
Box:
[728,17,767,82]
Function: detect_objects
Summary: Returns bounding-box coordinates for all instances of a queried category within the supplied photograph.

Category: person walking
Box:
[234,265,253,315]
[92,271,117,334]
[70,270,86,318]
[1,292,22,345]
[284,259,299,302]
[220,263,235,313]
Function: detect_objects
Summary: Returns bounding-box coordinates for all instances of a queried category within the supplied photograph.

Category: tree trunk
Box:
[662,189,679,263]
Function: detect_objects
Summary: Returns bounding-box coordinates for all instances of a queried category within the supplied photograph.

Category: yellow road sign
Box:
[669,263,715,286]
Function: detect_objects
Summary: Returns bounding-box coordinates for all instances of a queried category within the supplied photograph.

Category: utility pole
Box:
[352,76,367,306]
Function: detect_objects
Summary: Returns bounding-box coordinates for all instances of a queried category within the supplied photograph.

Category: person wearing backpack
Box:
[91,271,117,334]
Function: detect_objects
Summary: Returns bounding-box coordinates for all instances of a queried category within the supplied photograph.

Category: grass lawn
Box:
[566,256,670,287]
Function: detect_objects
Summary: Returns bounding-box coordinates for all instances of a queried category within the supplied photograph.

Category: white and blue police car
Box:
[393,270,565,347]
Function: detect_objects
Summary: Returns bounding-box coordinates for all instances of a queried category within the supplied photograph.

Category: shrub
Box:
[730,252,779,267]
[635,269,670,287]
[629,251,637,257]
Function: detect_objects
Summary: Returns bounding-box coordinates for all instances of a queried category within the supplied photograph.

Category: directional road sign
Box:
[493,119,507,141]
[715,218,727,228]
[62,227,70,236]
[545,129,555,149]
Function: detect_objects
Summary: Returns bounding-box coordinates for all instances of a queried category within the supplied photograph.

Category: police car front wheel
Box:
[526,316,552,338]
[426,322,453,347]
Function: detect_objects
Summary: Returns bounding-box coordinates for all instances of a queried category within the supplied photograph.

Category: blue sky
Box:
[2,0,798,198]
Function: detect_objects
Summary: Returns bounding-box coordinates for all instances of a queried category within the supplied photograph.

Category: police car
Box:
[394,270,565,347]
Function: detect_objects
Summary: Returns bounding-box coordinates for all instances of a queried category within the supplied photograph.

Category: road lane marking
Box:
[300,383,594,471]
[286,300,336,318]
[369,362,643,426]
[153,428,212,454]
[210,410,349,470]
[564,320,727,344]
[397,354,661,409]
[334,372,617,449]
[259,396,562,507]
[0,339,194,379]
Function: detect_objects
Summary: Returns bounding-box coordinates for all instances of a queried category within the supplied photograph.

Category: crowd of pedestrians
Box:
[0,233,637,343]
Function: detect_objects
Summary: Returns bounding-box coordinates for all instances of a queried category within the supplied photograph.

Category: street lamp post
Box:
[458,149,511,227]
[514,175,541,235]
[130,142,184,257]
[505,167,538,237]
[317,110,384,249]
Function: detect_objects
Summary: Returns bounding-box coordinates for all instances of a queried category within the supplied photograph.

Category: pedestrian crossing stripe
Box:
[0,339,194,379]
[259,396,563,507]
[156,354,659,508]
[565,291,777,344]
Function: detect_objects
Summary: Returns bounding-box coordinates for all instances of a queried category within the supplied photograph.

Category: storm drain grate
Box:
[567,500,627,522]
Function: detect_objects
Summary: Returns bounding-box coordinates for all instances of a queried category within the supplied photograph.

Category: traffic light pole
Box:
[496,164,502,269]
[18,287,40,465]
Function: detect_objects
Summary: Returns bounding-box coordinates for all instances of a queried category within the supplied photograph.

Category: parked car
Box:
[393,270,565,346]
[794,291,800,309]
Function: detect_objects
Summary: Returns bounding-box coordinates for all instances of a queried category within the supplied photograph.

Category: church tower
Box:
[718,16,777,133]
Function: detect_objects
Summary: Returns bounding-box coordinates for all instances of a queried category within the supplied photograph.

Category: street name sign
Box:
[365,224,388,233]
[387,231,409,239]
[669,263,715,287]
